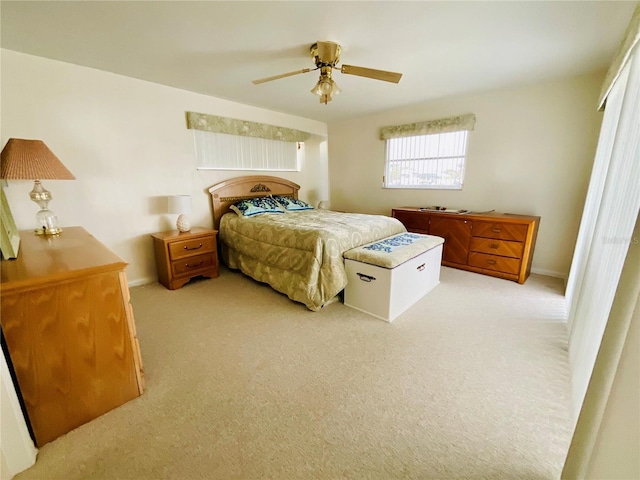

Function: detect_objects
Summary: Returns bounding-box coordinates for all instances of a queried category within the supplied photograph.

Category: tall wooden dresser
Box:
[0,227,145,446]
[392,208,540,284]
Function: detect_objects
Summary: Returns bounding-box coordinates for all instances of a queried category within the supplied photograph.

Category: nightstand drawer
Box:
[171,252,216,277]
[169,236,215,260]
[469,237,523,259]
[472,222,528,241]
[468,252,521,275]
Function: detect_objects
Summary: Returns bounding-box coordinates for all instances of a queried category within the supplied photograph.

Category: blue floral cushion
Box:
[363,233,424,253]
[273,195,314,211]
[231,196,285,217]
[343,233,444,269]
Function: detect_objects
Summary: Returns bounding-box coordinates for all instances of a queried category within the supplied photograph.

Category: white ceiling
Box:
[1,1,635,123]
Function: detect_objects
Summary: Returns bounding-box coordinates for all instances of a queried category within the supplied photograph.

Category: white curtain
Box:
[565,45,640,417]
[565,65,628,320]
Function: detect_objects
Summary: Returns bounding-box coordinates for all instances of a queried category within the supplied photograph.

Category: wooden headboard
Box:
[207,175,300,229]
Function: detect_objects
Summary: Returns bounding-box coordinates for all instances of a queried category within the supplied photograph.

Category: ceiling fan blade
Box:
[252,68,312,85]
[340,65,403,83]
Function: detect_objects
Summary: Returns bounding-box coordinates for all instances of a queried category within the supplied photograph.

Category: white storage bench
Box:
[343,233,444,322]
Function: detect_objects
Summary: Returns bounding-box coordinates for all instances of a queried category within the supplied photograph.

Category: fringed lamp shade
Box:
[0,138,75,235]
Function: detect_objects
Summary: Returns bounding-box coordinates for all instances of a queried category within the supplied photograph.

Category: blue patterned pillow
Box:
[273,195,314,211]
[231,196,285,217]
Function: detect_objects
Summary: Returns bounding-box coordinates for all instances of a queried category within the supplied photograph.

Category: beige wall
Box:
[587,286,640,479]
[327,72,604,278]
[1,49,328,285]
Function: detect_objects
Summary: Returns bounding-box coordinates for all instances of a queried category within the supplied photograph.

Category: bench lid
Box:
[344,233,444,268]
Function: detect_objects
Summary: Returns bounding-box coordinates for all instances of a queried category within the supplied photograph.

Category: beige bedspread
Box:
[219,209,406,311]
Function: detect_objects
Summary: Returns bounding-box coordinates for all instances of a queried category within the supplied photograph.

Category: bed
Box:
[208,175,406,311]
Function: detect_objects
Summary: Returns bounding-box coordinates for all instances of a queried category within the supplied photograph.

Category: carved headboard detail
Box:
[250,183,271,193]
[208,175,300,229]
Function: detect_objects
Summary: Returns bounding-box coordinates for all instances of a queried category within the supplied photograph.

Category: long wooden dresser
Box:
[392,208,540,284]
[0,227,145,446]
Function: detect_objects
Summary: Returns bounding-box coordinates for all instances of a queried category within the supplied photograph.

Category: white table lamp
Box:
[168,195,192,232]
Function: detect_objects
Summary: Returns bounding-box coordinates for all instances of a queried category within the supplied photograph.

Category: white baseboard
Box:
[531,267,567,283]
[127,277,157,288]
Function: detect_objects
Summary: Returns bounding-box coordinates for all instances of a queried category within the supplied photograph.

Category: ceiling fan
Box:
[252,41,403,104]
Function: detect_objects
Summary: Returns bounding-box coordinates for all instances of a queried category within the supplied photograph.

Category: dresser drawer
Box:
[468,252,521,275]
[169,236,216,260]
[171,252,216,277]
[472,222,528,241]
[469,237,524,259]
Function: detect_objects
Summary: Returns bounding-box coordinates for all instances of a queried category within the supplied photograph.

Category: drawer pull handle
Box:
[487,259,497,265]
[417,263,426,271]
[184,243,203,251]
[489,243,499,249]
[357,273,376,282]
[491,227,501,233]
[185,260,204,268]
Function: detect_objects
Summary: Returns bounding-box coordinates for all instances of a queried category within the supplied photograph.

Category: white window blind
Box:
[193,130,300,171]
[565,45,640,418]
[384,130,469,189]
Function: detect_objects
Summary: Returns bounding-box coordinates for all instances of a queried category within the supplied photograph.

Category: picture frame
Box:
[1,184,20,259]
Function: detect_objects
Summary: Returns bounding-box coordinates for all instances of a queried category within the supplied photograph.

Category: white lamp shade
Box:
[167,195,191,214]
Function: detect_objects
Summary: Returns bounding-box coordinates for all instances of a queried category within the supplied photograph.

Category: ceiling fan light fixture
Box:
[310,78,326,96]
[319,78,333,95]
[311,76,341,104]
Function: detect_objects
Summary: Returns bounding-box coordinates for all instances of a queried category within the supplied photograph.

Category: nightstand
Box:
[151,227,219,290]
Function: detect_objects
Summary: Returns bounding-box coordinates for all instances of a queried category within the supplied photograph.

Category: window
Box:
[380,113,475,190]
[384,130,469,189]
[185,111,310,172]
[193,130,301,171]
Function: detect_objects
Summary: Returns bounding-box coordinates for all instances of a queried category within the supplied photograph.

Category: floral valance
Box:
[186,111,311,142]
[598,3,640,110]
[379,113,476,140]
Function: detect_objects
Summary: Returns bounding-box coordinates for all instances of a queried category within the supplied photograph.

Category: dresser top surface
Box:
[392,207,540,223]
[1,226,126,291]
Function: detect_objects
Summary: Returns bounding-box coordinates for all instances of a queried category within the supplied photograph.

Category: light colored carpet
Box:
[16,266,573,480]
